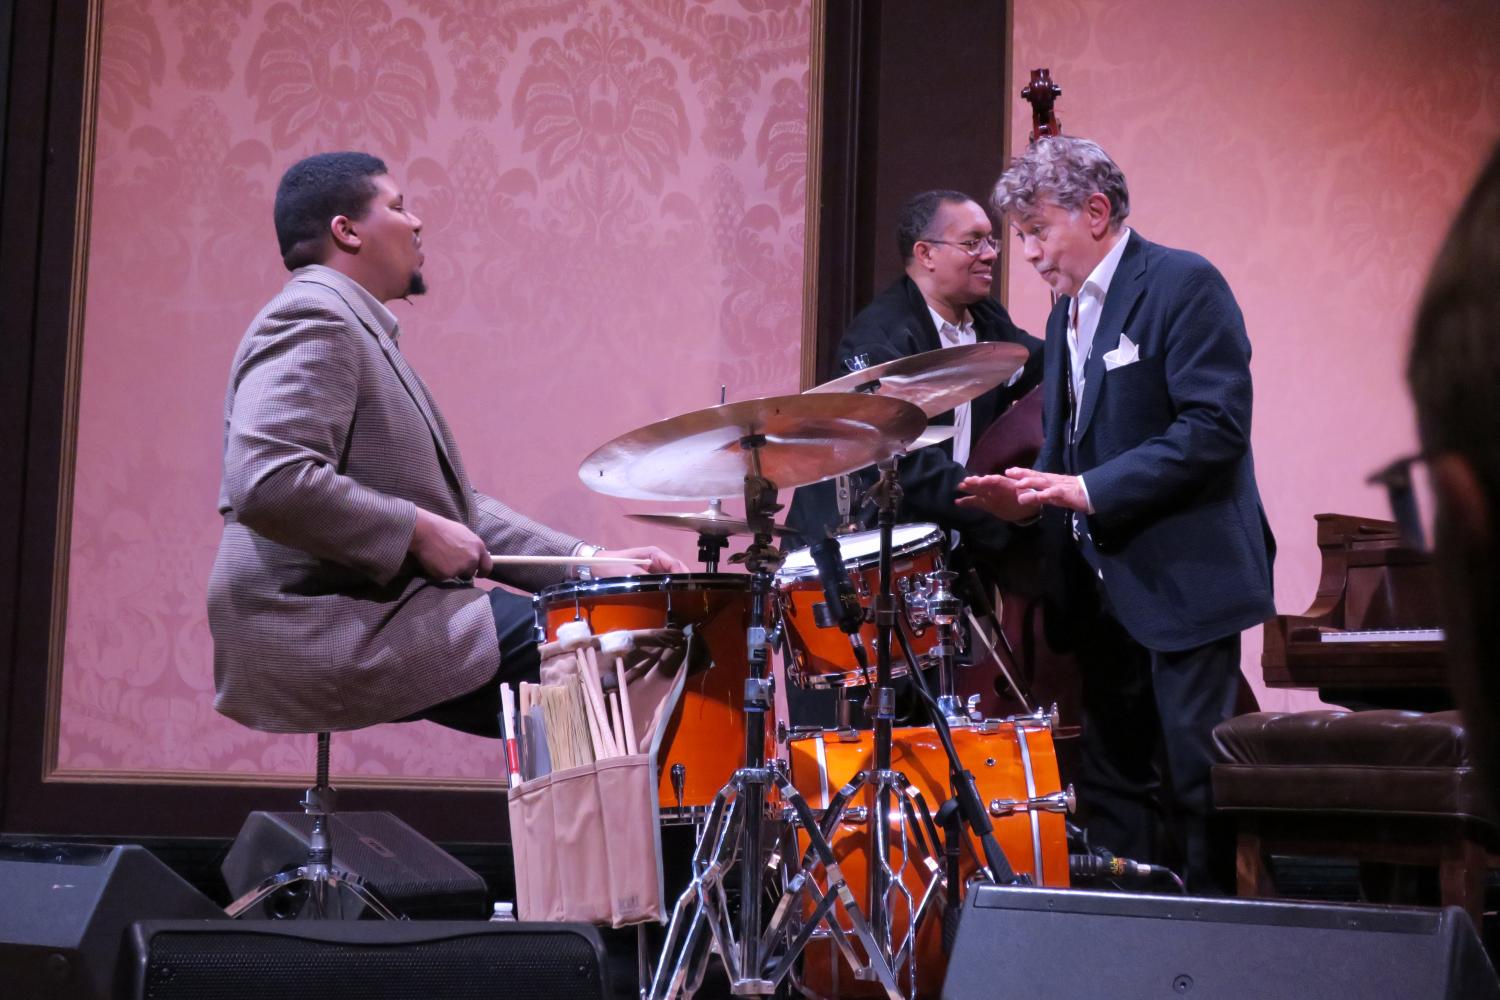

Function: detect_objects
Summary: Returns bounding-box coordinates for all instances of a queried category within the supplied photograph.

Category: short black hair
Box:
[273,152,388,271]
[1409,141,1500,502]
[896,189,976,262]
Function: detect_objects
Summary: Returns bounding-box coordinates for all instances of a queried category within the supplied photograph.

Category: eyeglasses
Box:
[921,235,1000,256]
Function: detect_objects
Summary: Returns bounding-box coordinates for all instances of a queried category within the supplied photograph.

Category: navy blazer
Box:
[1037,233,1275,652]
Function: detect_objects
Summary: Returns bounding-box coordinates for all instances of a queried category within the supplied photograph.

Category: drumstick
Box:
[615,657,639,754]
[573,651,608,759]
[486,555,652,567]
[582,647,619,758]
[499,683,521,788]
[608,690,627,757]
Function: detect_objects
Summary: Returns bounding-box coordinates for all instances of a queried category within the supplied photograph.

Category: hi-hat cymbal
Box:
[579,393,927,500]
[625,509,796,538]
[805,342,1029,417]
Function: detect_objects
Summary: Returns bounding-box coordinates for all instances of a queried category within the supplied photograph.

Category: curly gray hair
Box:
[991,136,1130,228]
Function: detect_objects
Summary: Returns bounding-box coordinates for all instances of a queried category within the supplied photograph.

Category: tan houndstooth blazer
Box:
[208,266,582,733]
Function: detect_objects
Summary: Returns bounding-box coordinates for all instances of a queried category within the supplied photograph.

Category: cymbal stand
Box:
[864,455,904,957]
[888,615,1018,888]
[866,459,1019,890]
[696,499,730,572]
[648,447,900,999]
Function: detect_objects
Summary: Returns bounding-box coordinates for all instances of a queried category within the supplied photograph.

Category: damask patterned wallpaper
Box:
[1007,0,1500,712]
[58,0,1500,782]
[60,0,811,781]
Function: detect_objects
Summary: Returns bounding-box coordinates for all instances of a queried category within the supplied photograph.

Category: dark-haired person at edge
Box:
[208,151,684,739]
[958,137,1275,893]
[783,190,1043,725]
[1408,139,1500,815]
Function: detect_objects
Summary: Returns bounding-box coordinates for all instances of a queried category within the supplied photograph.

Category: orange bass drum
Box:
[786,722,1069,999]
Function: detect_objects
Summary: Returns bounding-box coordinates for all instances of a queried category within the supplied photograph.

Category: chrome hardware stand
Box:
[881,542,1020,891]
[225,732,401,921]
[647,455,900,999]
[864,455,903,958]
[923,570,969,726]
[786,767,949,1000]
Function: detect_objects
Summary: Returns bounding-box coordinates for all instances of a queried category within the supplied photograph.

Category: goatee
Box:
[405,271,427,297]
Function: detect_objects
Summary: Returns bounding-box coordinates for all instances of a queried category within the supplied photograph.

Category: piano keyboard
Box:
[1319,628,1444,644]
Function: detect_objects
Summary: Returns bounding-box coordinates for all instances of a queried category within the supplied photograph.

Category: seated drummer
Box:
[207,151,684,739]
[785,189,1044,575]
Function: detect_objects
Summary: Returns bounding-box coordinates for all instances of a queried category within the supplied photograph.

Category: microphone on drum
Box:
[809,536,864,634]
[809,536,873,671]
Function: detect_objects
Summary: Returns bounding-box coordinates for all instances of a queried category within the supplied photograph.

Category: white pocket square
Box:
[1102,334,1140,372]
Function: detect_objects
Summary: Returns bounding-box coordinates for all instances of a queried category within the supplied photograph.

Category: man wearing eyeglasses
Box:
[786,190,1043,559]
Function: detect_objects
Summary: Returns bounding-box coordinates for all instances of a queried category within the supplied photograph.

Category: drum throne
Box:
[224,731,401,920]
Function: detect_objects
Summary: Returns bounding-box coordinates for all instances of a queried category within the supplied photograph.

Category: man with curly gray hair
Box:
[958,136,1275,892]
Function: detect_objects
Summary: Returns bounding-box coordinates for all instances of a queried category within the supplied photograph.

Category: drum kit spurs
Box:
[540,343,1073,1000]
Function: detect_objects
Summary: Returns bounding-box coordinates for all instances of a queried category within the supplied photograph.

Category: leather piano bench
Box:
[1212,709,1498,926]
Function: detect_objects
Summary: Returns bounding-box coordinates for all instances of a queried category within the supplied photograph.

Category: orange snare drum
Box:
[534,574,760,822]
[786,722,1068,999]
[776,524,947,688]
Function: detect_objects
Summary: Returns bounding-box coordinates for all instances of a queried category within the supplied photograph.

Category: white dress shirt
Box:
[1067,228,1132,514]
[928,305,977,467]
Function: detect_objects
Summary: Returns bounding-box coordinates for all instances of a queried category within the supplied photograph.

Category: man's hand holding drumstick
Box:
[410,508,687,582]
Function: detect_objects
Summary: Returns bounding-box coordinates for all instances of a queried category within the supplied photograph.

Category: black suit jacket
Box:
[786,275,1043,555]
[1037,232,1275,652]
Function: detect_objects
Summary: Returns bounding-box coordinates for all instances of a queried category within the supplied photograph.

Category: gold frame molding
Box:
[42,0,103,786]
[798,0,828,391]
[37,0,519,794]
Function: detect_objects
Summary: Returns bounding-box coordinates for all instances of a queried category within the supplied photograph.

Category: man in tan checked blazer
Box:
[208,152,682,737]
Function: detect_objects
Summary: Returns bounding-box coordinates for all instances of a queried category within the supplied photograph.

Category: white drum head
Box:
[778,523,941,579]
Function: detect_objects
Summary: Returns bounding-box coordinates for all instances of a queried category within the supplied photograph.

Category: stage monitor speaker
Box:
[0,841,226,1000]
[221,810,487,919]
[124,919,610,1000]
[942,885,1500,999]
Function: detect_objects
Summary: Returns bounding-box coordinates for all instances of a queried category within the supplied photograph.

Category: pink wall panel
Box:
[60,0,1500,781]
[1008,0,1500,712]
[60,0,811,780]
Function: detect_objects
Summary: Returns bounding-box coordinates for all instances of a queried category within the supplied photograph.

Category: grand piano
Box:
[1262,513,1450,710]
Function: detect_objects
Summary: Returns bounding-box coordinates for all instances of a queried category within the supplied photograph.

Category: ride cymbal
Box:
[579,393,926,500]
[806,342,1029,417]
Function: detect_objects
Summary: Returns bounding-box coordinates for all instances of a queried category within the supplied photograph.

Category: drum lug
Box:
[744,676,774,708]
[988,785,1076,817]
[1003,702,1060,731]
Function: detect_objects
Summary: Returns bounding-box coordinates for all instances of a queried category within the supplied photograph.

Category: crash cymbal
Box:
[805,342,1029,417]
[579,393,926,500]
[625,508,796,538]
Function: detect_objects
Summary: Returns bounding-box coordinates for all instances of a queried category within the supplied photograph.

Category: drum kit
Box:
[534,343,1074,1000]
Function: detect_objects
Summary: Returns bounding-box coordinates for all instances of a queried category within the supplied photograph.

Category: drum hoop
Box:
[534,573,752,606]
[776,523,944,582]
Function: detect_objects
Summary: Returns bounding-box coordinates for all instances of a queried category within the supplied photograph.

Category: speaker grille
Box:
[135,925,606,1000]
